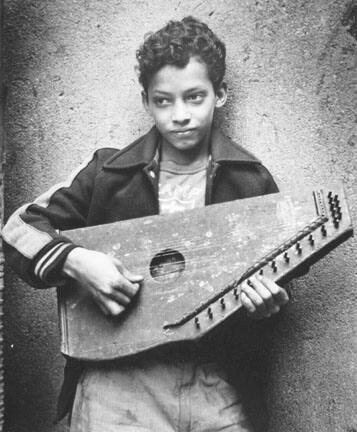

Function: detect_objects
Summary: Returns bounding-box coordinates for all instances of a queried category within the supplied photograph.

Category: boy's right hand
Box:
[62,247,143,316]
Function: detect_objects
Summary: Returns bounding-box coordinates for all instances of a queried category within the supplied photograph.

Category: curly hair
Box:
[136,16,226,93]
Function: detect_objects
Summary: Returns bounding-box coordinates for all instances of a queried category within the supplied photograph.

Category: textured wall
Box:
[2,1,357,431]
[0,0,4,429]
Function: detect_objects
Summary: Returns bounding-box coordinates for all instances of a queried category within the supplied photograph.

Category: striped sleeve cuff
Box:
[32,240,79,286]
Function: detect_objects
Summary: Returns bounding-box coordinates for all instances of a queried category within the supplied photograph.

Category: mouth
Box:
[171,128,196,136]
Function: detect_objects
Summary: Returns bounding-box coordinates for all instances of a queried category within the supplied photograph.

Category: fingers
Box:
[241,275,289,319]
[260,276,289,305]
[124,270,145,284]
[99,267,142,313]
[91,290,125,316]
[241,280,271,318]
[107,256,143,297]
[113,257,144,283]
[111,273,141,298]
[93,273,141,316]
[106,286,131,306]
[94,277,137,316]
[65,249,144,317]
[241,291,263,320]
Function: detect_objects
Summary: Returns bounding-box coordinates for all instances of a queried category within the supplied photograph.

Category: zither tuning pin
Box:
[296,242,302,255]
[283,252,290,263]
[194,317,200,328]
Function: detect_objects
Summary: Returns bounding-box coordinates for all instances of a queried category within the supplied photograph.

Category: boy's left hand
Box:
[240,275,289,319]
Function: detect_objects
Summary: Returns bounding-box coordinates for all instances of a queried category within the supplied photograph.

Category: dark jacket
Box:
[2,126,278,288]
[2,126,278,424]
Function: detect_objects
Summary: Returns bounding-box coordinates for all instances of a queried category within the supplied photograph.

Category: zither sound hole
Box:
[150,249,185,282]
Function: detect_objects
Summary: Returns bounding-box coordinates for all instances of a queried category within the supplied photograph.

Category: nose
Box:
[171,100,191,124]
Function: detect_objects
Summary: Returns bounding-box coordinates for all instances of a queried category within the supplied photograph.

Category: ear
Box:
[215,82,228,108]
[142,91,151,114]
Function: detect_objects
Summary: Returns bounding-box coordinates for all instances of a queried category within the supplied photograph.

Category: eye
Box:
[187,93,204,103]
[153,97,171,107]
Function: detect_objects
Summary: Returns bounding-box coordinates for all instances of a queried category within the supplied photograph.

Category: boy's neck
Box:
[160,132,211,166]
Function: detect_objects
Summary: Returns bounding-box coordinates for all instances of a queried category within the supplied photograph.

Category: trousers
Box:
[69,356,254,432]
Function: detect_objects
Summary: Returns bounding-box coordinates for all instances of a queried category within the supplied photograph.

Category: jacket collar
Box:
[210,127,261,164]
[103,125,260,170]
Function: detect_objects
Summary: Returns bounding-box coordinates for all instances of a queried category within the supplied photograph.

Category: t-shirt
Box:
[158,158,207,215]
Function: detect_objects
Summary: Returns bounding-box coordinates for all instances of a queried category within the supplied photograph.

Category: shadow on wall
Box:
[3,3,68,432]
[342,1,357,39]
[3,1,56,186]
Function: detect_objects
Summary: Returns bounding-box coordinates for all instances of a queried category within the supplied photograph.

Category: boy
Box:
[3,16,289,431]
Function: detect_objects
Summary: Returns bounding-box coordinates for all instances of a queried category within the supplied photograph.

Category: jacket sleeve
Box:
[2,150,102,288]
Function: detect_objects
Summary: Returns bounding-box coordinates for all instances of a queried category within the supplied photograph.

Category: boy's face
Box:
[143,56,227,161]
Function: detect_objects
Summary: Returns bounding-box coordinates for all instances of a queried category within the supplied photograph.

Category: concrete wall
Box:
[0,0,4,429]
[2,1,357,431]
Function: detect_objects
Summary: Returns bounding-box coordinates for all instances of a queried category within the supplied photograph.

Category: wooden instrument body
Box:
[58,185,353,361]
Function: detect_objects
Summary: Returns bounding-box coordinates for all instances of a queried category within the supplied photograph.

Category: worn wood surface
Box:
[59,185,353,361]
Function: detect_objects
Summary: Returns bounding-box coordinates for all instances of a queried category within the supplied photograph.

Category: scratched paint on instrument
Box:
[58,185,353,360]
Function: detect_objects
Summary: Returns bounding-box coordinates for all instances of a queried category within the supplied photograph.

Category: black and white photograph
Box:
[1,1,357,431]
